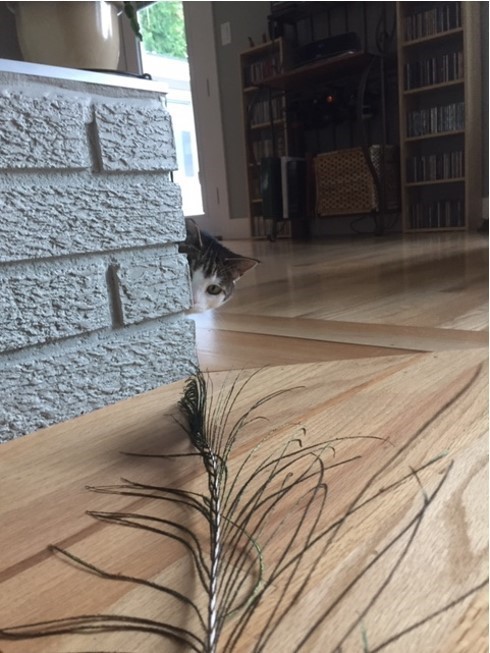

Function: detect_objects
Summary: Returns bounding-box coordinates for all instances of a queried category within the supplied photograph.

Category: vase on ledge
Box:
[9,1,121,71]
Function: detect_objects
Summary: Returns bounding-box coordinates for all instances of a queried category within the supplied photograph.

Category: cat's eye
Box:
[206,284,222,296]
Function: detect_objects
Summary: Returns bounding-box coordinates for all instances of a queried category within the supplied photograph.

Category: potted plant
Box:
[9,1,143,71]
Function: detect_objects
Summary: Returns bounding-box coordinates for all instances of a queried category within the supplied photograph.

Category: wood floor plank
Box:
[193,312,488,353]
[195,327,414,371]
[0,349,487,652]
[1,233,487,650]
[194,232,488,369]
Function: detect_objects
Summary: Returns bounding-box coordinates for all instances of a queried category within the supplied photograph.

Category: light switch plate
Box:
[220,22,231,46]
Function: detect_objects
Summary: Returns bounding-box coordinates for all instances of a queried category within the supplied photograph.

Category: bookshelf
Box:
[239,1,403,239]
[240,42,392,239]
[240,38,291,239]
[396,2,482,232]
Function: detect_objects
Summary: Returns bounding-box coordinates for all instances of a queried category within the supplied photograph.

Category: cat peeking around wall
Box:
[179,218,259,313]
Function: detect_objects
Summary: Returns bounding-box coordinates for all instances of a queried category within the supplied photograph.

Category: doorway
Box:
[133,2,250,238]
[138,1,203,218]
[127,2,247,238]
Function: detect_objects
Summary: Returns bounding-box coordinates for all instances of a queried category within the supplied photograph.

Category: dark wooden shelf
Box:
[268,2,351,25]
[258,52,377,91]
[250,119,285,130]
[406,177,465,188]
[402,28,464,48]
[406,226,466,233]
[404,79,464,96]
[405,130,465,143]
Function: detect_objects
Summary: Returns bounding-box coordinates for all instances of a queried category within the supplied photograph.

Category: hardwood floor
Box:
[1,233,486,652]
[192,232,488,371]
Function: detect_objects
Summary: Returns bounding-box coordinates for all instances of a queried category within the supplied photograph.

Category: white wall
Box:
[211,2,270,223]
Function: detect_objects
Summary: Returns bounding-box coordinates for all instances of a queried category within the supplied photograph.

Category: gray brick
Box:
[112,250,191,324]
[94,101,177,171]
[0,91,90,170]
[0,260,110,354]
[0,319,197,441]
[0,175,185,262]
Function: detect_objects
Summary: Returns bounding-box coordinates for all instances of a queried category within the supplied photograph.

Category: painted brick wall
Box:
[0,72,198,442]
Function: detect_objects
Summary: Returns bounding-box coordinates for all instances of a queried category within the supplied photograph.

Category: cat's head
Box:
[179,218,259,313]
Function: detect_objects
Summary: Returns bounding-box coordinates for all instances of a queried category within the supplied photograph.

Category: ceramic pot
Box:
[10,1,121,70]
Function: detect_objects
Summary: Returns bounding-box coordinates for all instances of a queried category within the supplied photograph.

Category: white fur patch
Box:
[188,267,227,313]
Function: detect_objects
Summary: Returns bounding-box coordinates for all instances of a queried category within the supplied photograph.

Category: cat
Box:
[179,218,259,313]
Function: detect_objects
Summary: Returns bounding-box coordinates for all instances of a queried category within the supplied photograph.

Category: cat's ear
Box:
[183,218,203,249]
[226,257,260,280]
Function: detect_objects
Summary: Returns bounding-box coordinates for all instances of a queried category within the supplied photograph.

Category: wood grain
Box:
[0,349,487,652]
[192,232,488,371]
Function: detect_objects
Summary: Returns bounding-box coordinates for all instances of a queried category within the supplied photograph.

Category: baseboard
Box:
[219,217,251,240]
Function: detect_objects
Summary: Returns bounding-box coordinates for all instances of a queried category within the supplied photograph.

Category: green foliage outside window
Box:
[139,1,187,59]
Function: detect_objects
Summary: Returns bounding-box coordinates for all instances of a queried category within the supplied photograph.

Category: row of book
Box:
[251,134,286,161]
[250,97,284,126]
[404,52,463,90]
[250,175,261,198]
[409,199,464,229]
[406,102,464,138]
[406,151,464,183]
[244,54,280,86]
[403,3,461,42]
